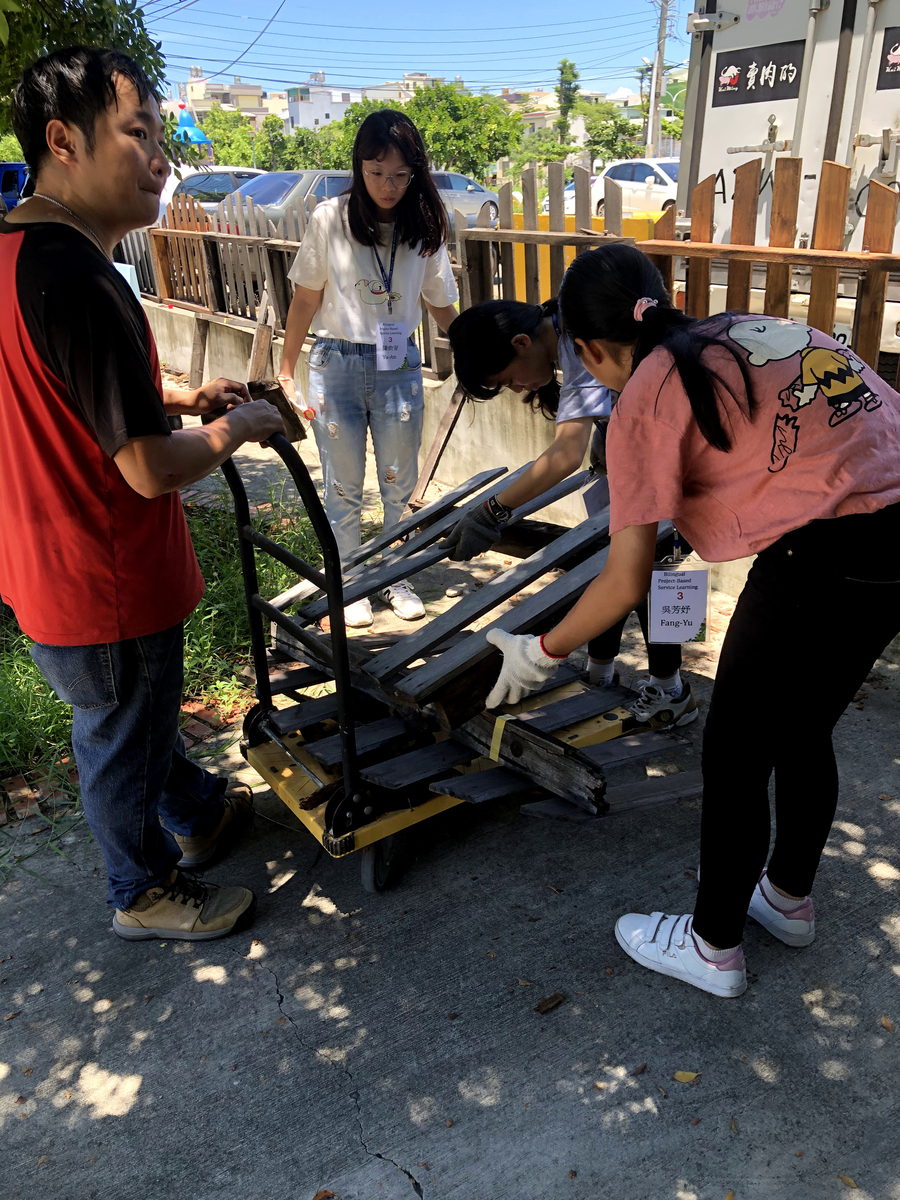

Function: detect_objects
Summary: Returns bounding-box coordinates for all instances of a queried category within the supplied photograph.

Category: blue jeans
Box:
[307,336,424,562]
[31,622,226,910]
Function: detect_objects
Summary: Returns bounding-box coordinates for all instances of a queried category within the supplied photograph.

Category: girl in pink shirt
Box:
[486,243,900,999]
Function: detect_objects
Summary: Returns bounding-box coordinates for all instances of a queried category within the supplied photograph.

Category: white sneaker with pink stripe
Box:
[747,871,816,947]
[615,911,747,998]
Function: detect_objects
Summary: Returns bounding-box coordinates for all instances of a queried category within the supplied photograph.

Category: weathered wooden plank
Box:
[548,161,566,296]
[521,167,541,305]
[498,181,517,300]
[573,164,592,236]
[360,739,476,789]
[454,713,607,810]
[455,207,476,310]
[808,161,851,335]
[464,228,633,248]
[407,386,468,510]
[580,729,690,769]
[605,769,703,813]
[300,542,449,623]
[643,240,900,271]
[399,521,673,709]
[305,717,418,769]
[725,158,761,311]
[247,288,274,380]
[685,175,715,318]
[763,156,802,318]
[268,692,341,735]
[852,178,899,368]
[189,316,209,389]
[603,175,623,237]
[518,684,634,734]
[368,507,612,680]
[429,767,535,804]
[648,204,676,297]
[148,230,174,300]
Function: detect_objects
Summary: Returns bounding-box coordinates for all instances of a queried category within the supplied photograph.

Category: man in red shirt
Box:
[0,46,286,940]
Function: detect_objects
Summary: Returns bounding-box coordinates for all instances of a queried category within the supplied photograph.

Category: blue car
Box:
[1,162,29,212]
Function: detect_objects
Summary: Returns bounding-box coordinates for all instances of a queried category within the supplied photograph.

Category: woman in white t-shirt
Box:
[446,299,695,730]
[278,110,459,625]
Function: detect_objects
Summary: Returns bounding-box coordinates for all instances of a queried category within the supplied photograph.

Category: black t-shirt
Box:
[1,217,171,456]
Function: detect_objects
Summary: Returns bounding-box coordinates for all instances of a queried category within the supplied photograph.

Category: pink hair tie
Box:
[633,297,659,322]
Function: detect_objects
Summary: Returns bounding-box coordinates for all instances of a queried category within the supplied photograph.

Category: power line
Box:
[204,0,288,81]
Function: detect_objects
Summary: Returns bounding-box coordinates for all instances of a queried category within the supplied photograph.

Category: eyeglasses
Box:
[364,168,414,189]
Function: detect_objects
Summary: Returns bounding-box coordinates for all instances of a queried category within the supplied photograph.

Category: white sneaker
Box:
[343,597,373,627]
[630,682,699,729]
[615,911,747,998]
[380,580,425,621]
[747,871,815,947]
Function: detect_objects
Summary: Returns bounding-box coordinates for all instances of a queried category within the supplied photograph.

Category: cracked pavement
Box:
[2,622,900,1198]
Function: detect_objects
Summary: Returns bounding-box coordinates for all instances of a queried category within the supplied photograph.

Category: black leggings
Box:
[588,597,682,678]
[693,502,900,948]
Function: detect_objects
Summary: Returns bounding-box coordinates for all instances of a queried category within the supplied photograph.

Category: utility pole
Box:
[647,0,670,158]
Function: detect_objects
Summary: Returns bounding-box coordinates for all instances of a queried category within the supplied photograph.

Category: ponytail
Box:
[448,297,561,419]
[558,244,755,451]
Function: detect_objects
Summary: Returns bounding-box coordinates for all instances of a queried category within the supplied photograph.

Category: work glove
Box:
[445,499,510,562]
[485,629,566,708]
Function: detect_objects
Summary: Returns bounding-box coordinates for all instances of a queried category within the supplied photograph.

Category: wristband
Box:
[485,495,512,523]
[539,634,568,660]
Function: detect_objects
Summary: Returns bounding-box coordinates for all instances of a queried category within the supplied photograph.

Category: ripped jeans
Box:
[308,336,424,563]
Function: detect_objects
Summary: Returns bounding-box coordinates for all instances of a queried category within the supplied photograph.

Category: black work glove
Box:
[445,499,511,561]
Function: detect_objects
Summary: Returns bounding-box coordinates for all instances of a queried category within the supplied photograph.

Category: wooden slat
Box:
[648,204,676,298]
[398,521,672,709]
[498,181,517,300]
[148,230,173,300]
[521,167,540,305]
[430,767,535,804]
[360,739,476,789]
[573,165,591,236]
[517,684,634,734]
[368,507,612,681]
[807,161,851,335]
[852,178,899,367]
[300,542,449,623]
[247,288,274,379]
[638,240,900,271]
[685,175,715,318]
[189,316,209,389]
[581,729,689,769]
[605,769,703,813]
[455,207,475,310]
[548,161,566,296]
[603,175,623,236]
[725,158,761,311]
[763,156,802,317]
[464,228,632,248]
[408,385,468,509]
[268,692,341,735]
[305,717,416,769]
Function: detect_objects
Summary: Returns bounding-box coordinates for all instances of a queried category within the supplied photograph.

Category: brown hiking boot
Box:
[171,784,254,868]
[112,870,255,941]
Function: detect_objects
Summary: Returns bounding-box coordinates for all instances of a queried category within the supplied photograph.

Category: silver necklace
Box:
[32,193,110,260]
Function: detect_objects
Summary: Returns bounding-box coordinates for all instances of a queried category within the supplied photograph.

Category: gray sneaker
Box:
[380,580,425,620]
[629,682,699,729]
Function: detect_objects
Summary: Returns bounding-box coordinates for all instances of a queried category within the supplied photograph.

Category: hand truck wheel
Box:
[360,835,397,893]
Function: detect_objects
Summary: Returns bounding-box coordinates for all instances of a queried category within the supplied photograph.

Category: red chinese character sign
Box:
[711,39,805,108]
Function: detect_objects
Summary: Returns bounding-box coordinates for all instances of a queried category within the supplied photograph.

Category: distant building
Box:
[286,75,362,131]
[263,91,290,135]
[186,67,269,129]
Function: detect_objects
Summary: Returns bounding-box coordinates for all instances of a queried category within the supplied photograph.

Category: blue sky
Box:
[144,0,689,99]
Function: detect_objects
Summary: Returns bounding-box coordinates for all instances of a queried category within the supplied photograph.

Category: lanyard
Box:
[372,224,398,317]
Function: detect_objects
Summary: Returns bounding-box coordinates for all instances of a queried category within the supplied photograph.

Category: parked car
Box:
[232,168,498,234]
[1,162,29,211]
[169,166,266,218]
[596,158,679,216]
[541,177,600,216]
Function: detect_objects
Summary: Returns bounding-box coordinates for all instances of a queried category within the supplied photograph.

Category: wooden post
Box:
[548,161,566,296]
[851,178,899,368]
[474,202,494,303]
[603,175,623,236]
[685,175,716,318]
[455,208,475,310]
[648,205,676,300]
[573,165,591,243]
[189,316,209,388]
[807,161,852,335]
[521,167,540,305]
[498,181,517,300]
[763,157,802,318]
[724,158,762,312]
[247,289,276,380]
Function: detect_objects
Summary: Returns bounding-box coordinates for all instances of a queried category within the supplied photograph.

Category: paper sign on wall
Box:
[648,567,709,644]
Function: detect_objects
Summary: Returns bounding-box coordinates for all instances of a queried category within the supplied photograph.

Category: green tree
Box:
[256,113,287,171]
[405,84,521,178]
[0,130,22,158]
[554,58,580,145]
[512,127,576,169]
[198,103,255,167]
[583,102,642,166]
[1,0,165,133]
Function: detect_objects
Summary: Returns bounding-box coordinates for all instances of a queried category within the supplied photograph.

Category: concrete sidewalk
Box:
[2,602,899,1199]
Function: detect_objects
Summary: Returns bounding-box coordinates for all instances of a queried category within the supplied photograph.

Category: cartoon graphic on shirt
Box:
[727,318,880,472]
[355,278,401,306]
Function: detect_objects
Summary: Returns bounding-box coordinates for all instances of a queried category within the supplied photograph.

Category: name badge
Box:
[376,321,407,371]
[647,565,709,643]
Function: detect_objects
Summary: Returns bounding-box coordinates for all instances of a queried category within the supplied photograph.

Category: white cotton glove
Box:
[485,629,565,708]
